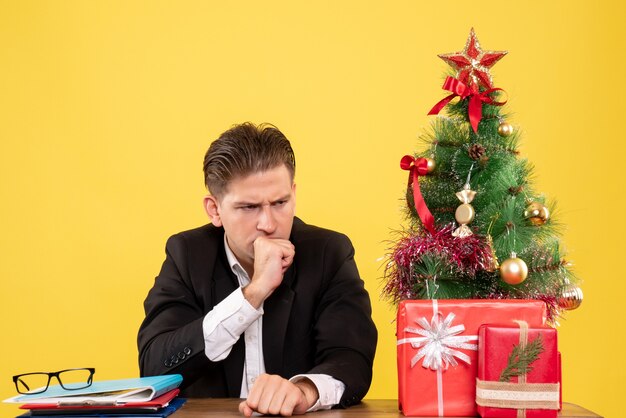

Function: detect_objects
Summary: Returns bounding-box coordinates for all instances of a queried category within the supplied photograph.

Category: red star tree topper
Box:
[438,28,507,89]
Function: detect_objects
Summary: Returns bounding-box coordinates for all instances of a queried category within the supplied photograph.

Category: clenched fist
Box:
[243,237,295,309]
[239,374,318,417]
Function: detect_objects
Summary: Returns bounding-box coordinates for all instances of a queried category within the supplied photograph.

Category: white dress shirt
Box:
[201,237,345,411]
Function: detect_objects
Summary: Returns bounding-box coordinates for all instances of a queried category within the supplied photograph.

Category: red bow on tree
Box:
[428,76,506,133]
[400,155,435,235]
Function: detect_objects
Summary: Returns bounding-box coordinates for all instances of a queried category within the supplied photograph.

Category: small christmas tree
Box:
[384,29,583,323]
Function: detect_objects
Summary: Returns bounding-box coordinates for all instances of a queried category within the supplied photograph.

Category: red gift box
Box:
[397,299,546,416]
[476,322,560,418]
[557,352,562,411]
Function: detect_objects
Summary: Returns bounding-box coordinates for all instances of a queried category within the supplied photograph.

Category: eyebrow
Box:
[233,194,292,206]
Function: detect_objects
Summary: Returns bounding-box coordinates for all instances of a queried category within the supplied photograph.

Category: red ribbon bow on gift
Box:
[428,76,507,133]
[400,155,435,234]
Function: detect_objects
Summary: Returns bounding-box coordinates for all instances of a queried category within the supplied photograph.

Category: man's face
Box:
[204,165,296,273]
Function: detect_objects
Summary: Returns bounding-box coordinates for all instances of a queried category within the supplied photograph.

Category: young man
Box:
[137,123,377,416]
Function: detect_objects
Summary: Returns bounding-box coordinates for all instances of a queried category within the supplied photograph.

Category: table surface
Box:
[172,399,602,417]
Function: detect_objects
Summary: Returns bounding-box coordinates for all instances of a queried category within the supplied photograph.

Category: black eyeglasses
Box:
[13,368,95,395]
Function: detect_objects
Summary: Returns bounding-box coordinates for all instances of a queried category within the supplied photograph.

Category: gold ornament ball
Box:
[500,257,528,285]
[455,203,475,225]
[497,122,514,137]
[524,202,550,226]
[425,157,436,174]
[557,284,583,310]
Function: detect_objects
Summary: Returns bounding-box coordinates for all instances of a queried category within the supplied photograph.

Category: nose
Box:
[257,204,277,235]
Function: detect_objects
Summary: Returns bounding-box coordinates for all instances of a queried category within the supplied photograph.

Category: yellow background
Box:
[1,1,622,417]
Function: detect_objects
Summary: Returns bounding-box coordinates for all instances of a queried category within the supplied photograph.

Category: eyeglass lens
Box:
[56,368,94,389]
[15,373,50,394]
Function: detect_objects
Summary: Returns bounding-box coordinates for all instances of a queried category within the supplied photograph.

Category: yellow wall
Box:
[1,1,622,416]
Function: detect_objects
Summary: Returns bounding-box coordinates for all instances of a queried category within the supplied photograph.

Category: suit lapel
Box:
[263,218,302,374]
[211,247,239,306]
[212,245,245,397]
[262,263,295,375]
[209,221,301,388]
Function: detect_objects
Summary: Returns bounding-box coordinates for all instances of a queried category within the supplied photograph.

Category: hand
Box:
[243,237,295,309]
[238,374,318,417]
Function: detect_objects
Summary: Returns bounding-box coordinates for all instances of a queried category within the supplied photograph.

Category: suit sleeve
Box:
[306,233,378,408]
[137,233,214,382]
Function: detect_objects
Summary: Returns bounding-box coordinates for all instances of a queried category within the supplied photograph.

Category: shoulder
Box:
[159,224,225,283]
[291,217,353,250]
[290,217,356,274]
[163,224,224,263]
[166,223,224,247]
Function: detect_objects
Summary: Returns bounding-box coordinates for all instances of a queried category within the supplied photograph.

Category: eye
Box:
[272,200,287,207]
[239,205,258,211]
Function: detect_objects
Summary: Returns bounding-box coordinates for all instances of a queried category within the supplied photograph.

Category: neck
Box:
[224,236,254,279]
[241,262,254,279]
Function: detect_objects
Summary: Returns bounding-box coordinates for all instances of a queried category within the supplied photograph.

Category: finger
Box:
[255,375,281,413]
[246,373,277,412]
[281,254,294,270]
[281,386,305,416]
[245,379,264,411]
[270,239,295,253]
[282,241,296,253]
[280,246,295,264]
[238,400,253,417]
[267,385,288,415]
[281,244,295,258]
[254,238,294,262]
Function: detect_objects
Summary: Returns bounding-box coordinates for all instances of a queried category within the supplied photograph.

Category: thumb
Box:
[239,401,253,417]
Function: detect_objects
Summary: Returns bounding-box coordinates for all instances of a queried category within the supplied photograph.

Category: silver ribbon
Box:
[397,311,478,371]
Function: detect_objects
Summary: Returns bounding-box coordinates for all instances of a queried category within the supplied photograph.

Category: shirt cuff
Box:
[203,288,263,335]
[202,288,263,361]
[290,374,346,412]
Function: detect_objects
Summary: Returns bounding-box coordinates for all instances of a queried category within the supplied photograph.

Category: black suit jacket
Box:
[137,217,377,407]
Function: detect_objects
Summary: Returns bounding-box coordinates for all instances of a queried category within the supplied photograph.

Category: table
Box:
[172,399,602,417]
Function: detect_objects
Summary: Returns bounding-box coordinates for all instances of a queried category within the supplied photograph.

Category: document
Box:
[4,375,183,405]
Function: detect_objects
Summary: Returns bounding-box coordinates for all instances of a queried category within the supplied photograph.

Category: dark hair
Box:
[203,122,296,197]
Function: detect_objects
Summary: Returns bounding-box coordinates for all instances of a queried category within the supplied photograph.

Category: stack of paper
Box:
[4,375,185,418]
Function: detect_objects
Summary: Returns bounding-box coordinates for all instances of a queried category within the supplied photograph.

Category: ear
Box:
[203,195,223,227]
[292,183,297,211]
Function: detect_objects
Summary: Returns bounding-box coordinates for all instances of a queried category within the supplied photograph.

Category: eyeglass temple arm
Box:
[17,378,31,391]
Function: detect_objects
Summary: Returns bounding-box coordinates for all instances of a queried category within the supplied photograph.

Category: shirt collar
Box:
[223,235,250,281]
